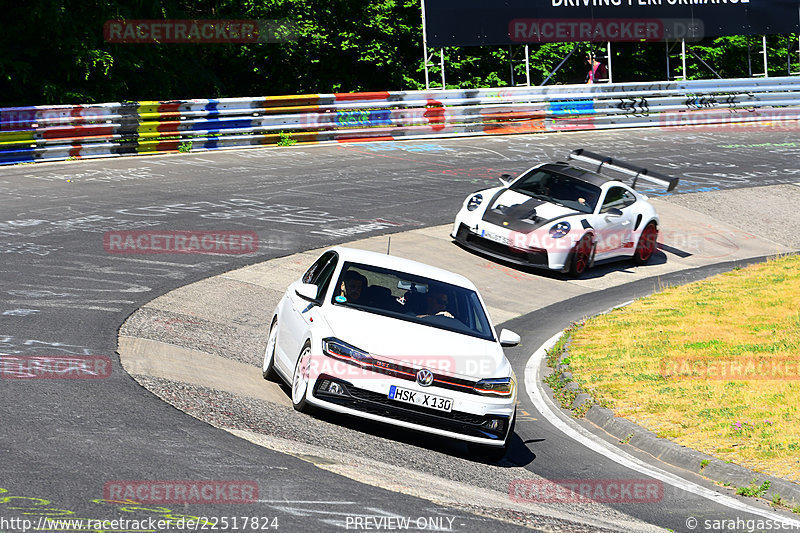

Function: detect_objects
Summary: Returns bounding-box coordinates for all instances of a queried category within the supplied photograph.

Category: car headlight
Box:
[549,221,571,238]
[322,338,373,367]
[473,374,516,397]
[467,194,483,211]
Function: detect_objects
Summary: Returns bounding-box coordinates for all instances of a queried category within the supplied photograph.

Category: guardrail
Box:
[1,76,799,165]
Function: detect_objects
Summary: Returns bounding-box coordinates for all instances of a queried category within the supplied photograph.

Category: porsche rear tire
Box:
[633,222,658,265]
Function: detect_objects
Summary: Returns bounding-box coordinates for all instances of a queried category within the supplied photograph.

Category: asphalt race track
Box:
[2,127,800,532]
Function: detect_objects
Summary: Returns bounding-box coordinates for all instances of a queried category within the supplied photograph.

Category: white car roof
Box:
[329,246,477,290]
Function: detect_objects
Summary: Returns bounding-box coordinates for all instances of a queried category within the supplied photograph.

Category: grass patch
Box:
[736,479,770,498]
[543,373,579,410]
[567,254,800,482]
[541,328,596,417]
[277,131,296,146]
[545,329,573,368]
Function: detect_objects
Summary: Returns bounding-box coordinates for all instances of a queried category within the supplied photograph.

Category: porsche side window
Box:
[620,190,636,208]
[601,187,635,212]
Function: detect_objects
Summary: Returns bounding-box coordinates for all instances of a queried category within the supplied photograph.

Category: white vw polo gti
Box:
[262,247,520,456]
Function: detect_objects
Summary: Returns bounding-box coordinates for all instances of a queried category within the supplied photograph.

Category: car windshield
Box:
[510,169,601,214]
[331,262,495,342]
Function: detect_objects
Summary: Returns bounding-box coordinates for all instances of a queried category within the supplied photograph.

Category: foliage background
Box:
[0,0,798,106]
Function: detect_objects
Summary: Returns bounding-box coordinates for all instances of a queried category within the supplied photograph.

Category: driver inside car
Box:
[339,270,367,304]
[417,290,454,319]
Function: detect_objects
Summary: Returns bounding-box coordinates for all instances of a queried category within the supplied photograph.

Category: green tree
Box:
[0,1,797,107]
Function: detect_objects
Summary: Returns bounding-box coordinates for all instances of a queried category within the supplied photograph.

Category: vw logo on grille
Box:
[416,368,434,387]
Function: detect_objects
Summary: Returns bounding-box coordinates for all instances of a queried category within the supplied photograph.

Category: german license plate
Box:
[388,385,453,413]
[481,229,510,246]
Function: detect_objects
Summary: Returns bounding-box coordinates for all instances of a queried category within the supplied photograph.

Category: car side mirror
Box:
[295,283,319,303]
[499,173,512,186]
[604,207,623,220]
[499,329,520,347]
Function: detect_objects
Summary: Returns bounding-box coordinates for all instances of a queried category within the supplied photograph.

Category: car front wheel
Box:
[291,342,314,413]
[262,318,280,381]
[569,234,593,277]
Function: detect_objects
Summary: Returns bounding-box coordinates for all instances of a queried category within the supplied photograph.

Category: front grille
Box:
[323,353,484,396]
[456,224,548,267]
[368,358,480,396]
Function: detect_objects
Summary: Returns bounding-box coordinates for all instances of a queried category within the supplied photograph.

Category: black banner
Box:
[424,0,800,45]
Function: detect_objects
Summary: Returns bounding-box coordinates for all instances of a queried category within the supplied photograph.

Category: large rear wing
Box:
[568,149,680,192]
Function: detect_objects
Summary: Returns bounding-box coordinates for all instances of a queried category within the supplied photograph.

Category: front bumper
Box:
[453,223,551,269]
[308,373,515,446]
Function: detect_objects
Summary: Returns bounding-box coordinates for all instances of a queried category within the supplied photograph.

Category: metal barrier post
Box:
[753,35,769,77]
[681,39,687,81]
[421,0,445,90]
[421,0,430,90]
[509,45,515,86]
[440,49,446,88]
[606,41,613,83]
[525,44,531,86]
[795,34,800,75]
[666,41,671,80]
[509,45,532,86]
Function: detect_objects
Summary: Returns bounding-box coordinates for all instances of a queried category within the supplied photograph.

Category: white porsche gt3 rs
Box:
[452,149,679,277]
[262,247,520,456]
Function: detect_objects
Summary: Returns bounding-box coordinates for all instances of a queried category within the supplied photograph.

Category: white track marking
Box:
[257,500,356,504]
[525,331,800,528]
[457,145,511,160]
